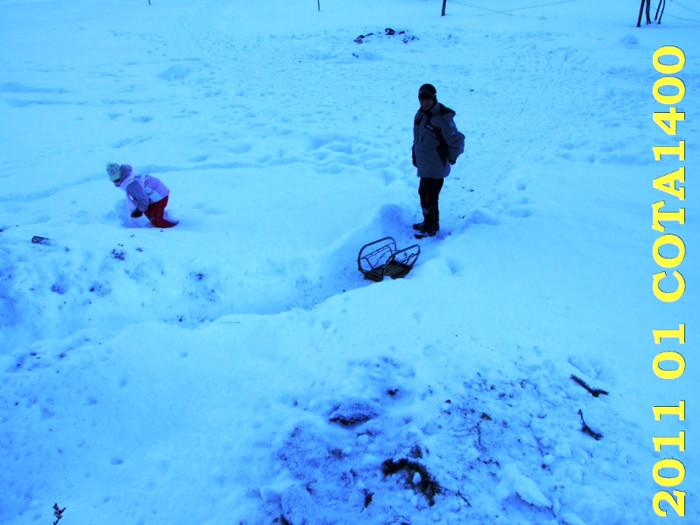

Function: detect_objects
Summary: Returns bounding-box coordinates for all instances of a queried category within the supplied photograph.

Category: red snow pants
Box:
[145,196,177,228]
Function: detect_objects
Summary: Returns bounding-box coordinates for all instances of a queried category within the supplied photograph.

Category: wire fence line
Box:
[649,0,700,24]
[444,0,578,16]
[444,0,700,23]
[673,0,700,15]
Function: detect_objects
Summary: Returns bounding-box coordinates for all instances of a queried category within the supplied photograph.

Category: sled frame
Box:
[357,236,421,282]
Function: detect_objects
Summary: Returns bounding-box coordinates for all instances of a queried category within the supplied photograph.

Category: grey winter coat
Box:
[412,102,465,179]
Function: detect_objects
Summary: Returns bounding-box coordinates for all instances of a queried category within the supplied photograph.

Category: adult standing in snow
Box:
[412,83,465,238]
[106,163,178,228]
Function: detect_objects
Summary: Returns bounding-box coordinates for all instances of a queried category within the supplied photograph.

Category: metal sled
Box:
[357,236,421,282]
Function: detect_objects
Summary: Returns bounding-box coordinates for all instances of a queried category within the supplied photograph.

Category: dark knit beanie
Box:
[418,83,437,100]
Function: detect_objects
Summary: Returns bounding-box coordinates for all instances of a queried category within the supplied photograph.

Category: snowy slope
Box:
[1,0,698,523]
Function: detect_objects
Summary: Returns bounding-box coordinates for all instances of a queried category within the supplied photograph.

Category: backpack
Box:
[427,104,456,166]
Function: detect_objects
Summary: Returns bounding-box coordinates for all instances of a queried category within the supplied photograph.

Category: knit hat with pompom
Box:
[106,162,122,182]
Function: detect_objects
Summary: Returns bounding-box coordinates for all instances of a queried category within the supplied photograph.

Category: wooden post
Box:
[441,0,447,16]
[318,0,321,11]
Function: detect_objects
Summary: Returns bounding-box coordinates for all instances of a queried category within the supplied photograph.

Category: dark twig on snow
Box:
[571,374,609,398]
[457,490,471,506]
[578,410,603,441]
[474,412,492,450]
[363,490,373,508]
[53,504,66,525]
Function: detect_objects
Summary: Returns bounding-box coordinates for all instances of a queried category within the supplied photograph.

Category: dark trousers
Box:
[418,177,444,230]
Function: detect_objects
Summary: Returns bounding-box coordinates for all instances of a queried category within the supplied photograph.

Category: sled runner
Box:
[357,236,420,282]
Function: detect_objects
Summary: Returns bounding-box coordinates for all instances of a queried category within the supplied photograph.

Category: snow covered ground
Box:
[1,0,698,523]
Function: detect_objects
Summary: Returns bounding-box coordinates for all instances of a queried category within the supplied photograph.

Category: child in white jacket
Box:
[107,163,177,228]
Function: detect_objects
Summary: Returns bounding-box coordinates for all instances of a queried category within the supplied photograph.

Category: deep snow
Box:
[1,0,698,523]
